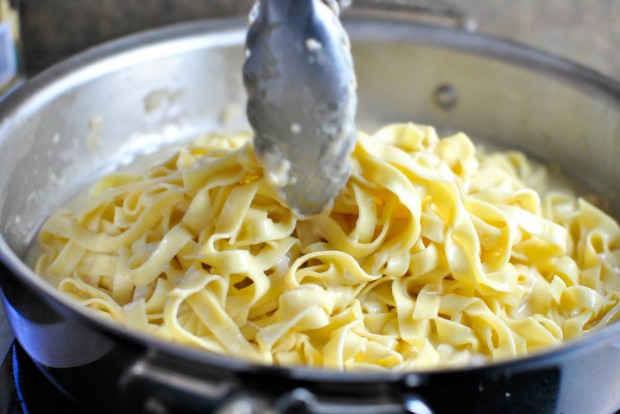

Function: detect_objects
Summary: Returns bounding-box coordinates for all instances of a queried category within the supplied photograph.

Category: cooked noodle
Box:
[34,123,620,370]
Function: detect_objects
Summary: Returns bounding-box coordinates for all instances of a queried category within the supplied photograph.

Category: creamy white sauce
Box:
[257,145,292,189]
[85,114,104,152]
[290,123,302,134]
[305,38,322,52]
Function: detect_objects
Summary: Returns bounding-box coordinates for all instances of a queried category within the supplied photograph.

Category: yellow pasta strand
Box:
[33,124,620,370]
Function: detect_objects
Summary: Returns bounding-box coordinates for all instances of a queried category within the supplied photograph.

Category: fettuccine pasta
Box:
[34,123,620,370]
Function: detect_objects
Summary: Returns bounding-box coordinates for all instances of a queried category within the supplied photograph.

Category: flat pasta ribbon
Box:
[34,124,620,370]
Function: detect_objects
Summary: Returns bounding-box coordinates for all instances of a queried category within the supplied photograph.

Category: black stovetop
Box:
[1,342,83,414]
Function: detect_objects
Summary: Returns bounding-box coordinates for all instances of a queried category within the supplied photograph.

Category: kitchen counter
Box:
[18,0,620,80]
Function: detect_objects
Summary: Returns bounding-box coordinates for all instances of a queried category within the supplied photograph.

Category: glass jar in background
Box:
[0,0,22,98]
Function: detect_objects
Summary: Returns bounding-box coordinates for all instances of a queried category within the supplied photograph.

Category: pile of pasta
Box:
[34,123,620,370]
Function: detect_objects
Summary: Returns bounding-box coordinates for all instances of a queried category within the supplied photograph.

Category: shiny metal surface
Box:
[0,302,11,362]
[347,0,477,32]
[244,0,357,216]
[0,14,619,414]
[0,81,21,368]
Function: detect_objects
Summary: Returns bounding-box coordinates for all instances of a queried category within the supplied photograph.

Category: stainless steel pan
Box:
[1,8,620,414]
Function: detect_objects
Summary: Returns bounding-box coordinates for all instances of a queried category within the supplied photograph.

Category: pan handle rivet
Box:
[434,83,459,110]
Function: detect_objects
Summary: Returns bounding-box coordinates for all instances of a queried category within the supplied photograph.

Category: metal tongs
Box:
[243,0,357,216]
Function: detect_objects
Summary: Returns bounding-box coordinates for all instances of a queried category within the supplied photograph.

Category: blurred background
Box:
[6,0,620,80]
